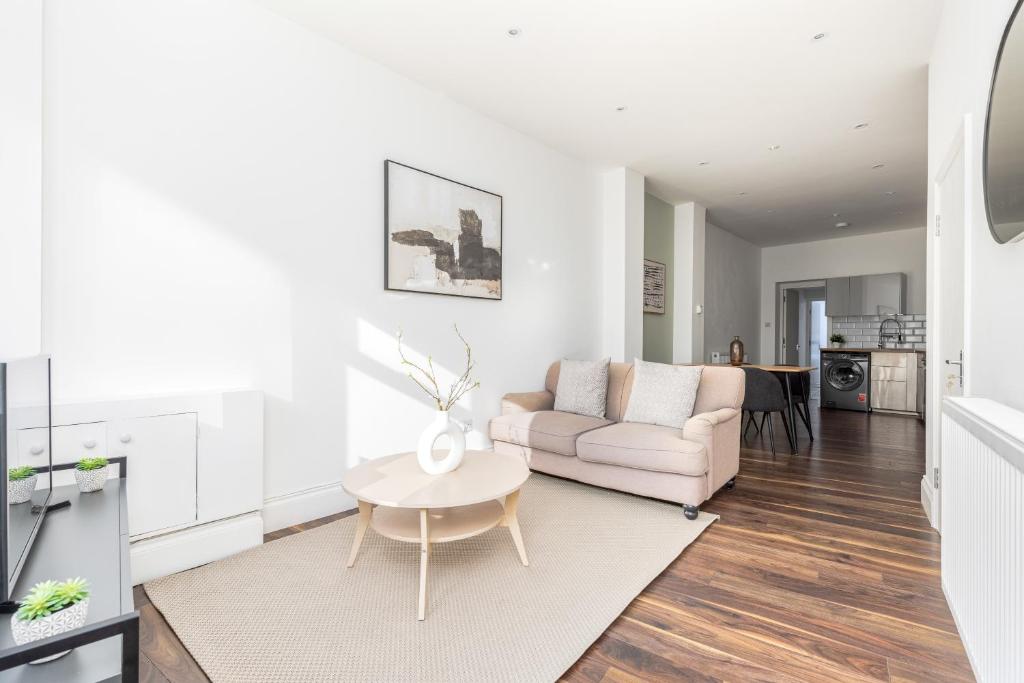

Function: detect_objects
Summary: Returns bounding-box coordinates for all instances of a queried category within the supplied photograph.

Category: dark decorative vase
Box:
[729,336,744,366]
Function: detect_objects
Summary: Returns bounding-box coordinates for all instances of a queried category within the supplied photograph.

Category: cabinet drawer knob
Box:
[29,445,44,456]
[119,434,132,444]
[83,439,97,449]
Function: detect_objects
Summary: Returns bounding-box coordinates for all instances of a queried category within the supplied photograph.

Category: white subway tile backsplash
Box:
[830,313,927,348]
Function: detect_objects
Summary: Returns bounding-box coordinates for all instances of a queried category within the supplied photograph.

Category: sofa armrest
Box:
[683,407,741,498]
[684,407,739,433]
[501,390,555,415]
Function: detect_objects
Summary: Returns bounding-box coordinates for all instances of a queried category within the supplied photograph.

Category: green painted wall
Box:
[643,193,674,363]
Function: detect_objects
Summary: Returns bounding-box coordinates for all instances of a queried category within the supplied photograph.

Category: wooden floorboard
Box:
[136,406,974,682]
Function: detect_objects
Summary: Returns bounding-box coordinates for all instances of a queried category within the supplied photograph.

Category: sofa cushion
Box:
[553,358,610,418]
[576,422,708,477]
[622,359,703,428]
[489,410,611,457]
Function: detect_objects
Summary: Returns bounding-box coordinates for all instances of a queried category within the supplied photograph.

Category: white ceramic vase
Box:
[74,466,108,493]
[417,410,466,475]
[8,474,38,505]
[11,598,89,662]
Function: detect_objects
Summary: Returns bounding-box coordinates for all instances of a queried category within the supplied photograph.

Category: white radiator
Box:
[941,398,1024,683]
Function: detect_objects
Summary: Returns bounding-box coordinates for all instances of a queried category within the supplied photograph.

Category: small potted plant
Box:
[829,333,846,349]
[74,456,109,493]
[11,578,90,654]
[8,466,38,505]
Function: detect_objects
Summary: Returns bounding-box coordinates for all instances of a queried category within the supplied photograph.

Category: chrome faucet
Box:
[878,317,904,348]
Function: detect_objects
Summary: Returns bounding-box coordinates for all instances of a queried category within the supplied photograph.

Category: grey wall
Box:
[642,193,674,363]
[704,222,761,362]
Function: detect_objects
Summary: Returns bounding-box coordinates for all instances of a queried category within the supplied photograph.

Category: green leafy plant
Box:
[15,578,89,622]
[397,324,480,411]
[8,466,36,482]
[829,333,846,344]
[75,456,108,472]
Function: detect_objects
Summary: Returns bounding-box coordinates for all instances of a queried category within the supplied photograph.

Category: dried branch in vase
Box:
[397,324,480,411]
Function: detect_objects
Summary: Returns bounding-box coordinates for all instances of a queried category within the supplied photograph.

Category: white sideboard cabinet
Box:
[13,390,263,584]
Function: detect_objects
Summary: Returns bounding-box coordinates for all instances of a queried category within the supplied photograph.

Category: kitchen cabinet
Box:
[826,273,906,316]
[858,273,906,316]
[825,277,851,316]
[871,351,919,413]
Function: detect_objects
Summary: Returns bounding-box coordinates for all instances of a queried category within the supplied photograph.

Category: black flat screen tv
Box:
[0,356,53,606]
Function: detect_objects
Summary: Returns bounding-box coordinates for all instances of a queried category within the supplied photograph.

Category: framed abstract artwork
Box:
[385,160,502,300]
[643,259,666,314]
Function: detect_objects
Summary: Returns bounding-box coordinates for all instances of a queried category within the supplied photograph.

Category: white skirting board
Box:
[920,475,937,530]
[131,513,264,585]
[262,481,356,533]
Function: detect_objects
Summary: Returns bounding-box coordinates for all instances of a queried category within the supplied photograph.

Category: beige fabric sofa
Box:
[489,361,745,519]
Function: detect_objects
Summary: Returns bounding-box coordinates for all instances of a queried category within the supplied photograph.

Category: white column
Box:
[601,168,644,362]
[0,1,43,357]
[672,201,707,363]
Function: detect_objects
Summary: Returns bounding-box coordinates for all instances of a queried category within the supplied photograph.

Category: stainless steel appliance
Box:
[821,351,871,412]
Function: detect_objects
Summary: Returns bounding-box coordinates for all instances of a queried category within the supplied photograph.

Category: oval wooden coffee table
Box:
[342,449,530,620]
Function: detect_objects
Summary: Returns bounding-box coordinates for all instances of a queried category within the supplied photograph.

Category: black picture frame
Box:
[384,160,503,301]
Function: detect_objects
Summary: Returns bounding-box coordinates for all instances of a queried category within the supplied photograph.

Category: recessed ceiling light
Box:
[697,161,710,166]
[872,163,885,169]
[813,33,827,40]
[768,144,781,151]
[836,221,850,228]
[854,122,869,129]
[615,105,627,112]
[507,27,522,37]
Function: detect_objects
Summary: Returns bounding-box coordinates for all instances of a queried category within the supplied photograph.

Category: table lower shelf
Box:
[371,501,504,544]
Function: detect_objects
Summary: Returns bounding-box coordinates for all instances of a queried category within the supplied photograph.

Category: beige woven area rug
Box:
[145,474,716,683]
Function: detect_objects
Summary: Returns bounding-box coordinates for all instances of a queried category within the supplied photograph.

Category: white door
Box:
[108,413,198,537]
[782,289,801,364]
[933,131,967,531]
[808,299,827,401]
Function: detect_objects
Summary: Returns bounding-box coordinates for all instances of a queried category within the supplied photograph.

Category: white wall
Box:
[929,0,1024,414]
[0,0,42,357]
[42,0,603,515]
[704,222,761,363]
[759,227,927,362]
[672,201,706,363]
[602,167,645,362]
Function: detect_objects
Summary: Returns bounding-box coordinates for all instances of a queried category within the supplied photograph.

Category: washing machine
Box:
[821,351,871,411]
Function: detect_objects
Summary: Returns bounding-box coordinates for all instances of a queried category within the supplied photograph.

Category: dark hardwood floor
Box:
[136,406,974,682]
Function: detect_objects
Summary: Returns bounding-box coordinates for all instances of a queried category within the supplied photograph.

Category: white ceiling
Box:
[255,0,940,246]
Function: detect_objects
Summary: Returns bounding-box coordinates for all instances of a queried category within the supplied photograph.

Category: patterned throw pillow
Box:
[622,359,703,429]
[553,358,611,418]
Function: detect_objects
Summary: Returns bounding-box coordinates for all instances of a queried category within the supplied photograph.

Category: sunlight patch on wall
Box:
[46,166,293,402]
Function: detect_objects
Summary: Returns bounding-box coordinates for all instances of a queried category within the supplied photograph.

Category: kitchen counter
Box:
[822,347,926,354]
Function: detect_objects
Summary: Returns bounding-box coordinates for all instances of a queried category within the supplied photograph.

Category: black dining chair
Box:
[741,367,793,457]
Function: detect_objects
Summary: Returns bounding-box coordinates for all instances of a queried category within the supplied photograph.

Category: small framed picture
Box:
[643,259,666,314]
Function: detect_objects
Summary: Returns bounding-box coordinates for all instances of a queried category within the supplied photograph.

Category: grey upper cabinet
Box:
[859,273,906,315]
[825,277,850,316]
[826,273,907,316]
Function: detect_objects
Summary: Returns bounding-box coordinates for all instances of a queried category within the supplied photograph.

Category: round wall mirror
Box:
[986,0,1024,244]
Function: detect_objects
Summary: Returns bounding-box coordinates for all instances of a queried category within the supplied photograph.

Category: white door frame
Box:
[927,114,974,532]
